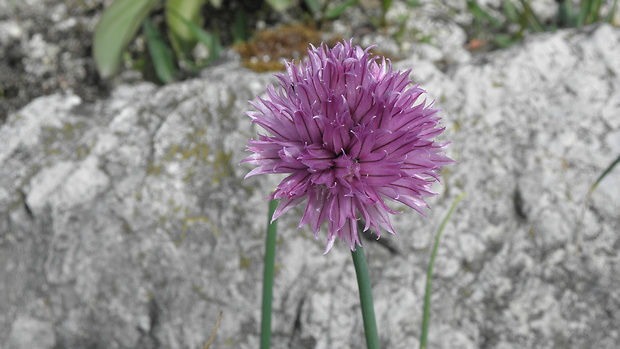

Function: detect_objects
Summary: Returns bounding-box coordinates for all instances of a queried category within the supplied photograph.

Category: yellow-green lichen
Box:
[181,215,210,232]
[211,150,234,185]
[239,257,252,270]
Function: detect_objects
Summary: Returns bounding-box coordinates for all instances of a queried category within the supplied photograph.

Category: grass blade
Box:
[143,18,176,84]
[519,0,545,32]
[558,0,577,27]
[590,154,620,193]
[420,193,466,349]
[467,0,504,28]
[93,0,161,78]
[576,154,620,250]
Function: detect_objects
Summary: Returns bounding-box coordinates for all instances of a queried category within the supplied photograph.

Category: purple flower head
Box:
[243,40,453,253]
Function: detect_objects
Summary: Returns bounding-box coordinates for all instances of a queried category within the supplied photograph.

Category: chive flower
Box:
[243,40,452,253]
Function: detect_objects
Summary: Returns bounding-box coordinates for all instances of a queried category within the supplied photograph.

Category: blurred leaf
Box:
[381,0,392,14]
[558,0,577,27]
[233,7,248,43]
[605,0,619,23]
[518,0,544,32]
[578,0,603,25]
[325,0,358,20]
[93,0,161,78]
[166,0,204,56]
[503,0,520,24]
[208,0,222,8]
[266,0,294,12]
[405,1,421,7]
[168,8,222,64]
[466,0,503,28]
[143,18,176,84]
[493,33,518,48]
[304,0,321,15]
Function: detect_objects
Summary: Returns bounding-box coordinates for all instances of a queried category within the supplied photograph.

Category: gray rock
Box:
[1,24,620,349]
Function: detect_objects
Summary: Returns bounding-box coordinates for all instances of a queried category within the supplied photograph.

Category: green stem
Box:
[420,193,466,349]
[351,245,380,349]
[260,199,279,349]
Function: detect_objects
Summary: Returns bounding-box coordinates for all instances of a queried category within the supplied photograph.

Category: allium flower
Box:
[243,40,453,253]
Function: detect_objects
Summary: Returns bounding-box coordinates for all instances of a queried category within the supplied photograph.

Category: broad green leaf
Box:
[325,0,358,20]
[166,0,204,56]
[266,0,294,12]
[93,0,161,78]
[143,18,175,84]
[304,0,321,15]
[167,8,222,64]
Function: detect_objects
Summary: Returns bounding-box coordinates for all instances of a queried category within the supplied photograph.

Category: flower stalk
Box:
[260,199,279,349]
[352,245,380,349]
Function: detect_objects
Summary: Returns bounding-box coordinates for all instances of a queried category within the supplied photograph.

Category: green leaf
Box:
[518,0,545,32]
[166,0,204,56]
[590,0,604,24]
[167,4,221,64]
[93,0,161,78]
[304,0,321,15]
[605,0,619,23]
[325,0,358,20]
[558,0,577,27]
[503,0,520,24]
[266,0,294,12]
[466,0,504,28]
[233,8,248,43]
[143,18,176,84]
[167,8,222,64]
[493,33,519,48]
[381,0,393,14]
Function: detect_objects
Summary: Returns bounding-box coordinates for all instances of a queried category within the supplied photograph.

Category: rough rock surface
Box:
[1,24,619,349]
[0,0,110,123]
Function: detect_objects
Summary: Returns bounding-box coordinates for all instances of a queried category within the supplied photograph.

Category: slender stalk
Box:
[420,193,466,349]
[260,199,279,349]
[351,245,380,349]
